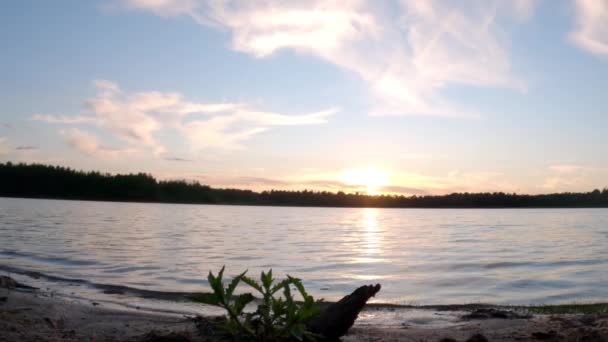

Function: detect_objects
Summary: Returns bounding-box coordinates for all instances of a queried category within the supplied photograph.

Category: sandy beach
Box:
[2,281,608,342]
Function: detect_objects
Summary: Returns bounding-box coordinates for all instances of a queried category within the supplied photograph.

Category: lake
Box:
[1,197,607,305]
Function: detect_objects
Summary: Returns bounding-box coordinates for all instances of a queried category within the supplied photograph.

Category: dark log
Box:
[306,284,381,341]
[0,276,38,290]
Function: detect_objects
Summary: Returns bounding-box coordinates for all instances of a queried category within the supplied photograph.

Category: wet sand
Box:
[2,287,608,342]
[0,290,201,341]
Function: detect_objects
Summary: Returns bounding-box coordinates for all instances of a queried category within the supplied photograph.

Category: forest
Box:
[1,162,608,208]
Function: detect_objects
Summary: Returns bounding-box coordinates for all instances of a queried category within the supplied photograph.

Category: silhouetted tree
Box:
[1,162,607,208]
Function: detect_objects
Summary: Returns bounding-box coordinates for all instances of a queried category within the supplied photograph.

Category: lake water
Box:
[1,197,607,305]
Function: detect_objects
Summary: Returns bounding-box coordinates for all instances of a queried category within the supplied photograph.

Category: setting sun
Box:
[341,167,390,195]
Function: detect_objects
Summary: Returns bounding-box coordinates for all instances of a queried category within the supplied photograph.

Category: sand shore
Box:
[1,285,608,341]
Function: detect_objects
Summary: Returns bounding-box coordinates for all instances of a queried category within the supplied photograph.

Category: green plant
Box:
[193,267,322,341]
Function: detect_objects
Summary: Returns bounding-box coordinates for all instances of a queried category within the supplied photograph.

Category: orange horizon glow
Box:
[340,167,391,195]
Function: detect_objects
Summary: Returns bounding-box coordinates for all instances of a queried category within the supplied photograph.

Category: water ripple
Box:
[1,198,608,304]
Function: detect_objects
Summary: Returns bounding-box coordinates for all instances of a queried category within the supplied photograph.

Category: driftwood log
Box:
[0,276,37,291]
[306,284,381,340]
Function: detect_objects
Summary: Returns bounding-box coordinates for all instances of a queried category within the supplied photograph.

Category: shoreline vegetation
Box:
[2,162,608,208]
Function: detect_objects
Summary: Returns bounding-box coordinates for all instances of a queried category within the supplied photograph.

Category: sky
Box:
[1,0,608,195]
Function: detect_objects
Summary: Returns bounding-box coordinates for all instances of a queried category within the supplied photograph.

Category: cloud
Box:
[15,145,38,151]
[34,80,337,154]
[82,80,165,154]
[120,0,531,117]
[202,168,517,195]
[230,176,291,187]
[210,176,378,193]
[31,114,96,124]
[164,156,193,162]
[181,106,336,149]
[61,128,136,159]
[570,0,608,57]
[253,167,517,195]
[548,164,586,174]
[304,180,362,190]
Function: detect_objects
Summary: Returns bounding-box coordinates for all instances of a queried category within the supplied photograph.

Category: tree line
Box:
[1,162,608,208]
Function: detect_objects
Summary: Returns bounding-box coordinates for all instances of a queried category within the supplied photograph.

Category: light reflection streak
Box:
[363,208,381,256]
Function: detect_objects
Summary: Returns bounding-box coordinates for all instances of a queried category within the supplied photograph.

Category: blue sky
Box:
[1,0,608,195]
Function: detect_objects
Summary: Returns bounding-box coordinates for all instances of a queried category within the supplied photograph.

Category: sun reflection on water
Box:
[363,208,381,256]
[347,208,387,282]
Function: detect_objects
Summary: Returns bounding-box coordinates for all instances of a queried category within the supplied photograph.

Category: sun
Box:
[341,167,390,195]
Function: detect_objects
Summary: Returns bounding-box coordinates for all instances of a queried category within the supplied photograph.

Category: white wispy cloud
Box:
[119,0,533,117]
[61,128,136,159]
[182,106,336,149]
[33,80,337,155]
[15,145,38,151]
[85,81,165,154]
[31,114,97,124]
[570,0,608,57]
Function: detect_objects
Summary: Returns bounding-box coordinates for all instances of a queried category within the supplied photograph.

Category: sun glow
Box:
[341,167,390,195]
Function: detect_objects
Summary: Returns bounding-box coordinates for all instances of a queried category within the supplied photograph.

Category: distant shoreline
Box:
[4,195,608,209]
[2,162,608,208]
